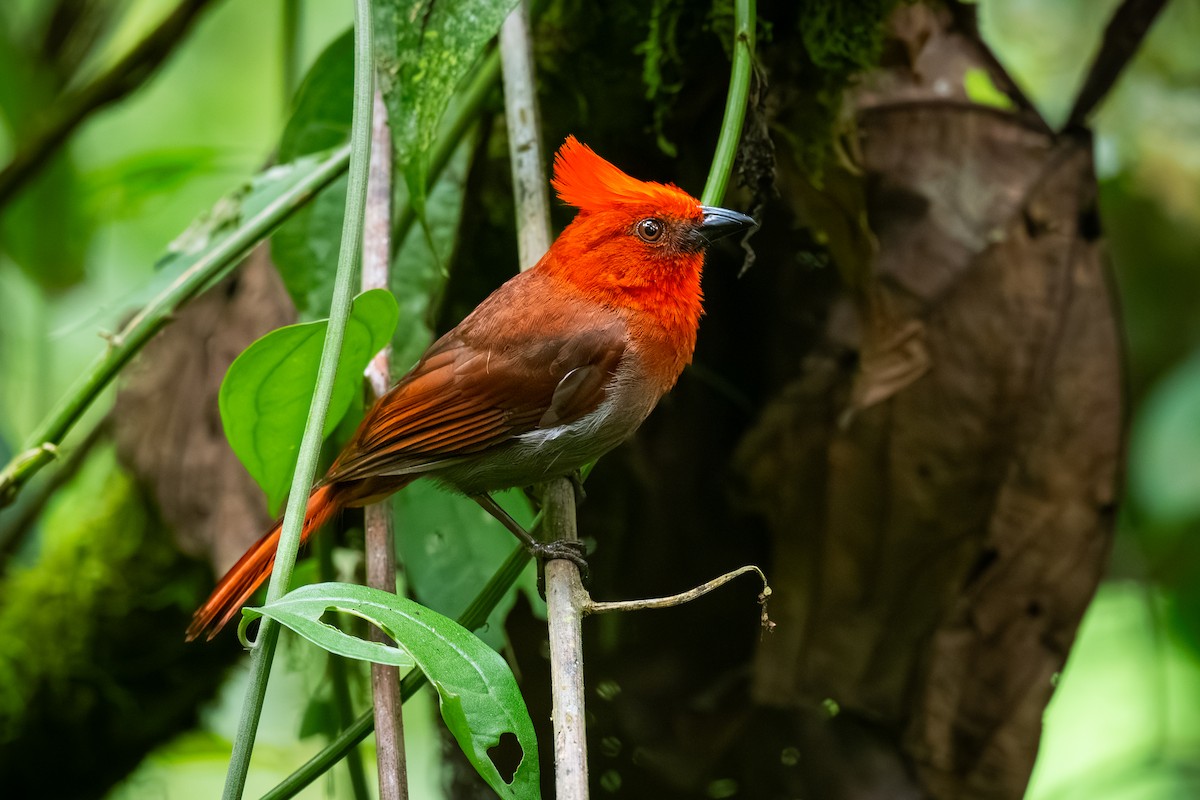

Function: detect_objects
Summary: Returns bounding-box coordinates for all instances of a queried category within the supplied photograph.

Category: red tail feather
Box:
[187,484,341,641]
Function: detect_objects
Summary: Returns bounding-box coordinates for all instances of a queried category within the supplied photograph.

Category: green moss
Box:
[633,0,688,156]
[788,0,906,177]
[799,0,900,74]
[0,445,228,797]
[0,446,152,739]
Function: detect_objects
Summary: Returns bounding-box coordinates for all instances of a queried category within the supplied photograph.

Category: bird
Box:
[188,136,756,641]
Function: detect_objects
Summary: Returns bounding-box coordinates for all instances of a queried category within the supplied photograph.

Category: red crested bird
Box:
[189,136,756,641]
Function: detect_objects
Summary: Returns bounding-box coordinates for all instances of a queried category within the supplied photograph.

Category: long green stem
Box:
[259,544,533,800]
[220,2,375,798]
[701,0,756,207]
[0,144,351,508]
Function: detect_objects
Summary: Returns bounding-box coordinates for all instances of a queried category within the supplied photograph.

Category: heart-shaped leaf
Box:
[219,289,398,513]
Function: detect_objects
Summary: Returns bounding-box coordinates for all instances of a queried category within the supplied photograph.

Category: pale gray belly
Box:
[429,374,657,495]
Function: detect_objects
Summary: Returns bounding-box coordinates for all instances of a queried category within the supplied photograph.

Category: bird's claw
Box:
[531,538,590,595]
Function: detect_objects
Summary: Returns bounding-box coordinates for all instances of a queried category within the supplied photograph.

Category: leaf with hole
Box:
[219,289,398,514]
[243,582,541,799]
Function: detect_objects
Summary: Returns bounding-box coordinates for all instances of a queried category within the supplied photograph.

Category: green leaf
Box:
[396,484,543,649]
[219,289,399,513]
[272,29,355,317]
[81,147,222,220]
[244,582,541,799]
[963,67,1016,111]
[271,175,348,318]
[271,29,353,317]
[138,149,347,312]
[374,0,516,213]
[0,155,91,291]
[391,134,476,370]
[279,29,356,162]
[274,19,482,322]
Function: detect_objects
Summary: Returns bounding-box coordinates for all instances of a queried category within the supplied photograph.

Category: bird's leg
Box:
[521,469,586,511]
[471,492,590,582]
[567,468,586,506]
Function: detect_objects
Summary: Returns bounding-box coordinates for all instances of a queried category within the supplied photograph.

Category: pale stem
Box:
[586,566,774,633]
[363,84,407,800]
[500,0,552,270]
[499,3,592,797]
[542,478,591,797]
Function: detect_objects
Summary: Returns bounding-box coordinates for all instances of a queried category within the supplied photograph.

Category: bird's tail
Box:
[187,483,342,642]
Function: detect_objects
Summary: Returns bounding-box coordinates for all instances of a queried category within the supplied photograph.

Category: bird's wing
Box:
[324,320,627,484]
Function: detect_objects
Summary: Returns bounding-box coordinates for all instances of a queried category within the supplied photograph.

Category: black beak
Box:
[696,205,757,246]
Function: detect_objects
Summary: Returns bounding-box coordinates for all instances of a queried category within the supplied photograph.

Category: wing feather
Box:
[325,295,628,486]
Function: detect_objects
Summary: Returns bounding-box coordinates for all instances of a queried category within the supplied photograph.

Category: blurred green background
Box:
[1,0,1199,797]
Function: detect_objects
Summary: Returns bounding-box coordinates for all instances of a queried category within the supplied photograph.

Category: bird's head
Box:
[542,136,755,336]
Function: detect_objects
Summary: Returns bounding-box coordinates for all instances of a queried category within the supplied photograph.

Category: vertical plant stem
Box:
[389,47,500,259]
[701,0,756,207]
[221,1,374,798]
[362,84,408,800]
[500,0,551,267]
[500,2,590,797]
[315,534,372,800]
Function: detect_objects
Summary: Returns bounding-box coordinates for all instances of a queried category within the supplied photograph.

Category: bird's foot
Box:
[530,537,589,573]
[531,538,590,595]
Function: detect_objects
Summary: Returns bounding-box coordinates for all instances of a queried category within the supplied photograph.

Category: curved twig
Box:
[585,565,773,629]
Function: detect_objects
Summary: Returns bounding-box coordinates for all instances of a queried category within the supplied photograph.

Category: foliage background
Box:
[0,0,1198,797]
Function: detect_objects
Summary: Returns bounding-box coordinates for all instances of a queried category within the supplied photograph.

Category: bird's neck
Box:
[538,249,704,367]
[544,248,700,340]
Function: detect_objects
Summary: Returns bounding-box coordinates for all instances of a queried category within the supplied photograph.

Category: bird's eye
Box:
[636,217,665,243]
